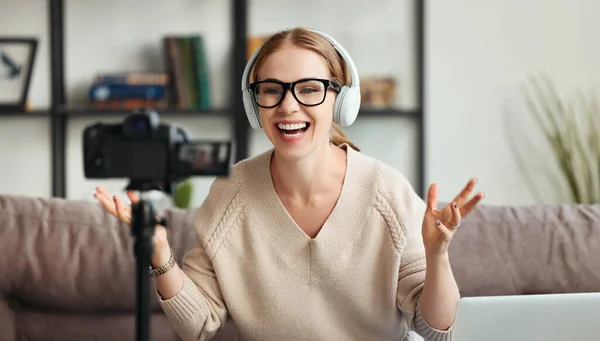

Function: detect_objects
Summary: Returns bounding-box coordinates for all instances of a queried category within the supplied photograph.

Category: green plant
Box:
[172,178,194,209]
[508,75,600,204]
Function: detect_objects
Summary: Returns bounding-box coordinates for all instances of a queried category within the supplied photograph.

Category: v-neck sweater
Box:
[158,144,453,341]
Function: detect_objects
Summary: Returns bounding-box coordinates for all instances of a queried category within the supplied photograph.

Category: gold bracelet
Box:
[149,249,176,277]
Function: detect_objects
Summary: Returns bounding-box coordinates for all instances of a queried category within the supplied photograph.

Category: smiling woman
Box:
[95,26,485,341]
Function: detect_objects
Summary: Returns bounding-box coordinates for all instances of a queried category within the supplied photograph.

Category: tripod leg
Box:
[131,198,156,341]
[135,237,153,341]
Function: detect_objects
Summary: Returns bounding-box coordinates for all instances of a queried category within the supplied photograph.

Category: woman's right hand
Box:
[93,186,171,267]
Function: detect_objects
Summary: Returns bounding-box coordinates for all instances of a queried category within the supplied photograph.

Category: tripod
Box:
[128,181,168,341]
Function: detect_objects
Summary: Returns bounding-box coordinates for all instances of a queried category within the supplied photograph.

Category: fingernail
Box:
[436,220,441,226]
[453,202,457,209]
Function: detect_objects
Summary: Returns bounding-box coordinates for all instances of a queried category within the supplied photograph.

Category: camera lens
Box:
[132,120,147,131]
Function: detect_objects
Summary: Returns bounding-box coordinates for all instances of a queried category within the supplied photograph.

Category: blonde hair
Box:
[249,27,360,152]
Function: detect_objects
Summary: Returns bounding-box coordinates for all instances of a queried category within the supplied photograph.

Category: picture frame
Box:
[0,37,38,113]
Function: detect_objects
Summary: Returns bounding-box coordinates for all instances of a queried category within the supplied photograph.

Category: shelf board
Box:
[358,107,422,118]
[0,108,420,119]
[0,110,50,117]
[59,106,232,118]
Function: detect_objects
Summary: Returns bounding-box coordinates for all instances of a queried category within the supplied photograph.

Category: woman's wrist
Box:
[425,250,450,266]
[151,246,173,269]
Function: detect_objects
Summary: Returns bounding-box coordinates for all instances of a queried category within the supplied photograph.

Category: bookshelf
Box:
[17,0,426,198]
[0,111,49,117]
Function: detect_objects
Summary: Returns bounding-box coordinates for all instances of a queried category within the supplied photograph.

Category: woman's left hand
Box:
[422,178,485,256]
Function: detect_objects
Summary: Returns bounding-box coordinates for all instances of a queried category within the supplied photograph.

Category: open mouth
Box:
[276,122,310,137]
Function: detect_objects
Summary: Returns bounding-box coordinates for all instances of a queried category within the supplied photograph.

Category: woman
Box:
[95,27,484,341]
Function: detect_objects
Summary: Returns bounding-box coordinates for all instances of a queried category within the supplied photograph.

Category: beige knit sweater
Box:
[158,144,453,341]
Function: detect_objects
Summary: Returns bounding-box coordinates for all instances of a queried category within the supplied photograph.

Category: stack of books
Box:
[162,34,212,110]
[88,72,169,110]
[87,33,212,112]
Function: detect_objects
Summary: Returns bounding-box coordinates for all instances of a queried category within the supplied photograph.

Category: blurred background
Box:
[1,0,599,209]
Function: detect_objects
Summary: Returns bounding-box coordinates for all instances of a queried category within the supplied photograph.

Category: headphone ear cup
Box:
[243,89,262,129]
[333,86,349,125]
[333,86,361,126]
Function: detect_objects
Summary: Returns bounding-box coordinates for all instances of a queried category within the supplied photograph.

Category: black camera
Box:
[82,109,234,194]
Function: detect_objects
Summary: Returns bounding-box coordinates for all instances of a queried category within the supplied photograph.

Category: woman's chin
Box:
[272,137,333,162]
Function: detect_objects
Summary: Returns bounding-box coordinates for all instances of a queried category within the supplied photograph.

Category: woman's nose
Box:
[277,89,300,114]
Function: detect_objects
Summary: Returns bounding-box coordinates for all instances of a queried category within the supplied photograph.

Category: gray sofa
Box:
[0,194,599,341]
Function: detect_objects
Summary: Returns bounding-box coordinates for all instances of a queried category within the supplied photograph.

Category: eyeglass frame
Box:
[248,77,342,109]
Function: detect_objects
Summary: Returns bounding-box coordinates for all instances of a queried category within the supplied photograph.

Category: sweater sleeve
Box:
[158,172,242,341]
[158,247,227,341]
[376,164,453,341]
[413,295,453,341]
[395,190,453,341]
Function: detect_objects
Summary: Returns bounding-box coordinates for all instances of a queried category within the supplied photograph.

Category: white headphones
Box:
[241,28,361,129]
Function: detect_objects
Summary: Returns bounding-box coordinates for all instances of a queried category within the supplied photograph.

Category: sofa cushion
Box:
[0,194,197,313]
[449,203,600,297]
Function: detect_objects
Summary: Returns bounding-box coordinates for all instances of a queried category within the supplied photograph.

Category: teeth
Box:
[277,122,307,130]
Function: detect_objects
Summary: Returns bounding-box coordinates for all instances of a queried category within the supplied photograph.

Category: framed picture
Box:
[0,37,38,113]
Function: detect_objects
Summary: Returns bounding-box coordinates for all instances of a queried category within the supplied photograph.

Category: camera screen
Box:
[176,141,232,176]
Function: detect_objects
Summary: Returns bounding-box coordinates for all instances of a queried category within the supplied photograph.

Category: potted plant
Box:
[507,75,600,204]
[172,178,194,209]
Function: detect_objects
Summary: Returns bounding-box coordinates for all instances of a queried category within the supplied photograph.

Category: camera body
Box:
[83,109,233,194]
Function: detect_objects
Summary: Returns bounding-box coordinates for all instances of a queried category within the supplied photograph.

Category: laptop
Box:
[451,292,600,341]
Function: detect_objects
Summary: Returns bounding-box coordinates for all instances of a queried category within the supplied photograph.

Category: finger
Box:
[460,191,485,216]
[93,191,118,216]
[95,186,113,201]
[448,202,462,228]
[113,195,131,226]
[452,178,477,207]
[427,183,438,211]
[127,190,141,204]
[435,220,453,242]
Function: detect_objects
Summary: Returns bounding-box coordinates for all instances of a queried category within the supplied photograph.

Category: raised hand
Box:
[93,186,140,226]
[421,178,485,256]
[93,186,170,266]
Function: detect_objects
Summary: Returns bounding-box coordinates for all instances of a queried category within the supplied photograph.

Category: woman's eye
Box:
[264,88,281,95]
[299,87,317,94]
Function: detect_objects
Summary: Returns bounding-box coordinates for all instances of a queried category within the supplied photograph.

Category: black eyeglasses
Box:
[249,78,341,108]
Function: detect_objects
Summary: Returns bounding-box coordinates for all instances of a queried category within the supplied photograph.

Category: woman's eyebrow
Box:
[260,77,322,83]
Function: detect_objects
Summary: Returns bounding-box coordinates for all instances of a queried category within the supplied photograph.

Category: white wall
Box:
[427,0,600,205]
[0,0,51,198]
[2,0,599,207]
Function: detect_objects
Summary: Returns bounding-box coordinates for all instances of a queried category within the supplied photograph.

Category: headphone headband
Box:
[305,29,360,88]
